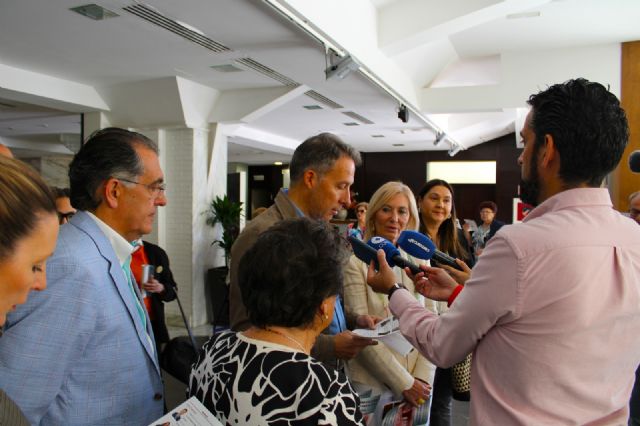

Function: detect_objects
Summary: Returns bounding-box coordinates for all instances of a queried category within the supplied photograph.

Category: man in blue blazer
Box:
[0,128,167,424]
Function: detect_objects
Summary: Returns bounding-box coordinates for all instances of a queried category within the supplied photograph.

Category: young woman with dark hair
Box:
[416,179,474,426]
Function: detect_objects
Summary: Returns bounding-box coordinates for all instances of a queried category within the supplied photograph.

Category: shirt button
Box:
[153,393,163,401]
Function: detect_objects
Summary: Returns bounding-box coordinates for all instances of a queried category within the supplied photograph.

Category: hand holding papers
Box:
[149,397,222,426]
[353,317,413,356]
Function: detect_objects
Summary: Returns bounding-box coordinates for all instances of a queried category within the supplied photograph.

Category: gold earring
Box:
[324,314,329,320]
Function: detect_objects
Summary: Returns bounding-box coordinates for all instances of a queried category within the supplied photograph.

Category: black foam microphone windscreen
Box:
[629,150,640,173]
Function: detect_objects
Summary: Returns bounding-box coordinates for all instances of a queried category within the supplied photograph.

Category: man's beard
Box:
[519,149,540,207]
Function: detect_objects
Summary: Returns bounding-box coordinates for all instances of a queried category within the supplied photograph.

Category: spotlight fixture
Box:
[325,55,360,80]
[398,104,409,123]
[433,132,446,146]
[448,144,463,157]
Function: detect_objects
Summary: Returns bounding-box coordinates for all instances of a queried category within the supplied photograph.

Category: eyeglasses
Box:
[116,177,166,198]
[357,209,366,214]
[57,211,75,224]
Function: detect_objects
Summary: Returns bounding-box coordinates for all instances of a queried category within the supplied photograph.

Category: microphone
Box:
[366,236,422,275]
[347,236,422,275]
[348,236,381,271]
[396,230,463,271]
[629,150,640,173]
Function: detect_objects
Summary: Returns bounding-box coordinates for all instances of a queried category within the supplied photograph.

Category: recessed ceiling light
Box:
[274,161,283,166]
[343,122,359,126]
[210,64,244,73]
[506,11,540,19]
[303,105,323,110]
[392,143,404,147]
[70,4,119,20]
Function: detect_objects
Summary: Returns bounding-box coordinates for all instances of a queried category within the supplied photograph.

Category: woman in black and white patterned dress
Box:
[189,218,364,425]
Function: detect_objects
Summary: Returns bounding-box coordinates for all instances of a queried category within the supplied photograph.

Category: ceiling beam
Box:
[379,0,551,56]
[0,63,108,112]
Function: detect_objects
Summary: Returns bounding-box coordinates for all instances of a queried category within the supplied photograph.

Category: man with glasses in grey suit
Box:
[0,128,167,425]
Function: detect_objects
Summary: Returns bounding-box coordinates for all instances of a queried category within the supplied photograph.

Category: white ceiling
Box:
[0,0,638,164]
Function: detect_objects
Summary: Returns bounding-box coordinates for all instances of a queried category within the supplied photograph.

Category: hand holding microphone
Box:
[396,230,464,271]
[366,236,422,275]
[348,235,462,301]
[414,265,460,302]
[347,235,419,293]
[347,235,421,274]
[440,258,472,285]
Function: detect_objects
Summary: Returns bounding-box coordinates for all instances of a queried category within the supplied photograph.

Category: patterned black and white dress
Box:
[189,331,364,425]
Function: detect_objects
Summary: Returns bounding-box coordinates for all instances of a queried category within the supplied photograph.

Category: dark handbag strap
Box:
[170,284,198,351]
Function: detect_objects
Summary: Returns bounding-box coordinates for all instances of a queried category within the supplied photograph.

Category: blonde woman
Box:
[0,157,59,425]
[343,181,436,425]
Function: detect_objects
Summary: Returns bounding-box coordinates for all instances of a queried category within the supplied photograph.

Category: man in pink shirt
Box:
[368,78,640,425]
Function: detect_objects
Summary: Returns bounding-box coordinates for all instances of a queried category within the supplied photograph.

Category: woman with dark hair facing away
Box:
[0,156,59,425]
[469,200,504,257]
[189,217,364,425]
[343,181,435,425]
[416,179,474,426]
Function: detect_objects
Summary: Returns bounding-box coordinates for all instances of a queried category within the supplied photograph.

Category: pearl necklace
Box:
[265,328,307,353]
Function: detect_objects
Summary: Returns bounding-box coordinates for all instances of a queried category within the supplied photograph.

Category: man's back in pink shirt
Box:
[392,188,640,425]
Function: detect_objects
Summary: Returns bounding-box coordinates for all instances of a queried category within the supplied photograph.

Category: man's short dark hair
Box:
[527,78,629,187]
[51,187,70,200]
[238,217,349,328]
[69,127,158,211]
[289,133,361,184]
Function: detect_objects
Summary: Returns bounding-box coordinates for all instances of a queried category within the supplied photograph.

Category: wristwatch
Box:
[387,282,406,300]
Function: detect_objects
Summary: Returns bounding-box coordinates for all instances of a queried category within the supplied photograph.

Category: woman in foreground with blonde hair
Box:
[0,156,59,425]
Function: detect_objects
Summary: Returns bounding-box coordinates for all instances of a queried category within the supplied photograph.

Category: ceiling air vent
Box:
[342,111,374,125]
[235,58,299,87]
[70,4,119,20]
[123,4,231,53]
[303,105,323,110]
[210,64,244,73]
[304,90,343,109]
[343,122,359,127]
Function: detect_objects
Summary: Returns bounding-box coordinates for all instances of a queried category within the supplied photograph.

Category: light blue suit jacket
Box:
[0,212,164,425]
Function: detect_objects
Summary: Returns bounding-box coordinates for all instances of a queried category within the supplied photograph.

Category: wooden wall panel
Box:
[611,41,640,211]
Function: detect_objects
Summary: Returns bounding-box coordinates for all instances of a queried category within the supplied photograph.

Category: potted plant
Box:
[206,195,243,268]
[205,195,243,326]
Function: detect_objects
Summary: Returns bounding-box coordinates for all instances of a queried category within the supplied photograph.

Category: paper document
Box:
[353,317,414,356]
[463,219,478,233]
[149,396,222,426]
